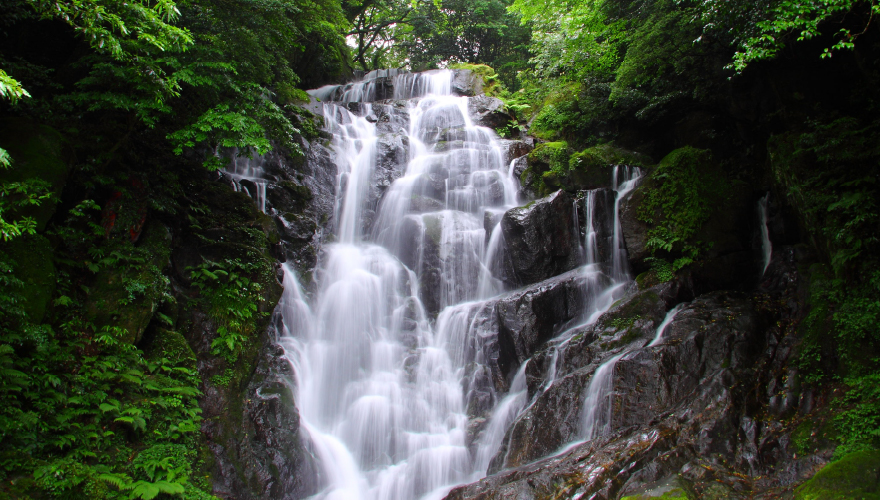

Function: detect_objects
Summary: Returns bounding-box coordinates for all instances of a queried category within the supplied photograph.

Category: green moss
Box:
[637,146,728,273]
[0,118,68,230]
[279,180,313,209]
[2,234,55,323]
[145,328,197,368]
[522,141,571,196]
[448,63,502,97]
[636,270,661,290]
[795,450,880,499]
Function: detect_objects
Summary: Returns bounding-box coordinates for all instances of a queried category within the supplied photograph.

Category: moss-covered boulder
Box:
[449,63,501,97]
[622,146,746,283]
[85,222,173,344]
[567,143,652,189]
[0,118,68,230]
[521,142,651,196]
[2,233,56,322]
[795,451,880,500]
[520,141,570,197]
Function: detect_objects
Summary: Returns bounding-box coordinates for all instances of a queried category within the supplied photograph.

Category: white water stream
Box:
[758,192,772,275]
[271,70,652,499]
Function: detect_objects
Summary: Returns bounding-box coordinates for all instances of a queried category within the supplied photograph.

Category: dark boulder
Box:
[501,190,582,286]
[496,268,612,370]
[468,95,512,130]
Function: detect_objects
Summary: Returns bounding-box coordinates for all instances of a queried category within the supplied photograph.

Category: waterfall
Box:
[758,192,772,275]
[580,302,683,439]
[647,303,685,347]
[584,190,598,265]
[278,70,650,498]
[284,70,527,500]
[611,166,642,281]
[225,153,269,213]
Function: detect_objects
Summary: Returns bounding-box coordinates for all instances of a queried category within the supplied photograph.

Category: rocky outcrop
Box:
[451,69,485,97]
[501,191,582,286]
[468,95,512,130]
[496,268,612,370]
[619,186,651,272]
[447,247,827,499]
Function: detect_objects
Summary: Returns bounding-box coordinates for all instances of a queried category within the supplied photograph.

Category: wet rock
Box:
[451,69,485,96]
[447,291,810,500]
[496,284,671,471]
[209,333,319,500]
[496,268,612,370]
[468,95,512,130]
[501,190,581,286]
[496,139,533,165]
[619,185,651,273]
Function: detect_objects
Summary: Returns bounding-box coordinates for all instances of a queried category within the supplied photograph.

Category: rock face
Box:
[501,191,582,286]
[447,246,826,499]
[496,268,612,370]
[468,95,512,130]
[451,69,485,96]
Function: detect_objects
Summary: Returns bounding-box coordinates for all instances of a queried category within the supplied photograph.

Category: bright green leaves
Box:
[189,259,266,359]
[0,69,30,104]
[690,0,880,71]
[168,103,272,170]
[0,178,55,242]
[26,0,193,61]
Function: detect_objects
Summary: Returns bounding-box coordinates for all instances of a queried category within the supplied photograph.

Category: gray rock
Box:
[445,291,813,500]
[451,69,485,96]
[496,268,612,370]
[468,95,512,130]
[501,190,582,286]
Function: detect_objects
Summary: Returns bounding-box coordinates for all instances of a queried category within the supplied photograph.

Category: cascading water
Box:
[274,70,651,499]
[580,301,683,439]
[225,154,269,213]
[279,70,528,500]
[758,192,772,275]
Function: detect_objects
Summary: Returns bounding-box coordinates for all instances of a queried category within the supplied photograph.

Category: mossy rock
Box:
[86,223,172,344]
[622,488,689,500]
[0,118,68,230]
[567,143,653,189]
[144,328,197,369]
[622,476,692,499]
[449,63,502,97]
[795,450,880,500]
[1,233,55,323]
[522,141,570,196]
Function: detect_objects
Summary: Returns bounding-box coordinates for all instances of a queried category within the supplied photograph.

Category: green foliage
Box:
[0,177,54,241]
[0,69,30,103]
[26,0,193,60]
[637,147,727,271]
[0,192,214,498]
[769,118,880,272]
[794,450,880,499]
[692,0,880,71]
[189,259,266,360]
[382,0,531,88]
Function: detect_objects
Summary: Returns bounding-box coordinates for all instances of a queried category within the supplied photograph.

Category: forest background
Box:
[0,0,879,496]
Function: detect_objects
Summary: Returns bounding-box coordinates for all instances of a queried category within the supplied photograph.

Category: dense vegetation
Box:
[1,0,879,495]
[507,0,880,468]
